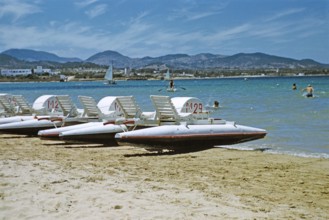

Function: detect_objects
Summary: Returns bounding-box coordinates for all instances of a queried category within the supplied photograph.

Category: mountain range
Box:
[1,49,328,70]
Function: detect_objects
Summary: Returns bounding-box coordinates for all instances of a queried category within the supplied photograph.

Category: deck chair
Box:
[150,95,193,124]
[78,96,117,120]
[12,95,34,115]
[56,95,81,118]
[0,94,16,116]
[116,96,155,120]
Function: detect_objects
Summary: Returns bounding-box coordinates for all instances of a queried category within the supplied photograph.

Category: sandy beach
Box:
[0,134,328,219]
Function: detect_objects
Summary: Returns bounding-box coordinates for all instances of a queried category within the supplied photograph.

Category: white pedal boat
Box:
[0,116,64,135]
[115,122,267,151]
[40,95,267,151]
[0,95,63,125]
[0,115,36,125]
[38,121,102,139]
[0,95,122,136]
[37,96,140,142]
[58,123,127,146]
[38,95,206,145]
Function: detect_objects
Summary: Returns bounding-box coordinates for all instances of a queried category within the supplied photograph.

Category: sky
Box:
[0,0,328,63]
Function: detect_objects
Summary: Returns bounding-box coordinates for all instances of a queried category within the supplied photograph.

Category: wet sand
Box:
[1,134,328,219]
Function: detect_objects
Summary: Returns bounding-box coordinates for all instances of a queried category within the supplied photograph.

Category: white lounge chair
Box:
[56,95,82,118]
[150,95,193,124]
[12,95,34,115]
[78,96,118,120]
[116,96,155,120]
[0,94,17,116]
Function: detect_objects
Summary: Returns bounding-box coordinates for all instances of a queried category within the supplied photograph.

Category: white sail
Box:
[104,64,116,84]
[165,69,170,80]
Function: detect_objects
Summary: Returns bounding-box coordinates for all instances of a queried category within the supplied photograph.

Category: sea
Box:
[1,76,328,158]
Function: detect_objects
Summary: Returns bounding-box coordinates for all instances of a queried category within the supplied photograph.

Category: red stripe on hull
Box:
[60,133,118,146]
[117,132,266,150]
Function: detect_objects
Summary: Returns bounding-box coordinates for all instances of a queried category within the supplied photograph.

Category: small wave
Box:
[214,145,329,159]
[214,145,271,152]
[266,150,329,159]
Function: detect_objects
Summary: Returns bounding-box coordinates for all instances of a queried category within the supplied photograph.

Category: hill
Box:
[86,50,327,70]
[86,50,131,67]
[1,48,328,70]
[1,49,82,63]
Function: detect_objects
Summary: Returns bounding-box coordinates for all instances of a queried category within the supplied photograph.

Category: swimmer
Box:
[292,83,297,90]
[213,100,219,108]
[303,84,314,97]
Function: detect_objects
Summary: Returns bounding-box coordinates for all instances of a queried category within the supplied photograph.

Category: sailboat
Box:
[164,69,170,80]
[104,64,116,85]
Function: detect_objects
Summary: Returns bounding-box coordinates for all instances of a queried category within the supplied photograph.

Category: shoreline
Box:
[1,134,328,219]
[1,74,328,83]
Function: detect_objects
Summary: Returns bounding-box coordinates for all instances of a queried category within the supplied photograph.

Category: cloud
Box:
[0,12,153,59]
[265,8,305,22]
[250,13,326,43]
[0,1,327,63]
[85,4,107,18]
[169,1,228,21]
[74,0,98,8]
[75,0,108,19]
[203,24,251,43]
[0,0,41,21]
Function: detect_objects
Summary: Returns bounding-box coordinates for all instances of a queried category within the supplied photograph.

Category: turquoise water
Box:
[1,76,328,158]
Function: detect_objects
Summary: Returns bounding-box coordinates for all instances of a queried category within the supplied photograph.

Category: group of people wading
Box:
[292,83,314,98]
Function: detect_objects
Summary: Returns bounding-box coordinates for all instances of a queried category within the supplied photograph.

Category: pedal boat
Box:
[115,122,266,152]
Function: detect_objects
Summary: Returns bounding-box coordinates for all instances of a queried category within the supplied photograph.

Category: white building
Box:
[0,69,32,76]
[0,66,53,76]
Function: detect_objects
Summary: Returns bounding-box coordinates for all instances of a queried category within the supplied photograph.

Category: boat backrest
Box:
[150,95,192,123]
[56,95,80,117]
[116,96,141,118]
[0,94,16,116]
[12,95,33,115]
[112,96,155,121]
[78,96,103,118]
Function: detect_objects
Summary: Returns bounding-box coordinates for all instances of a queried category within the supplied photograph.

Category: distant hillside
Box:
[1,48,328,70]
[0,54,20,65]
[1,49,82,63]
[86,50,327,70]
[86,50,131,67]
[0,54,100,69]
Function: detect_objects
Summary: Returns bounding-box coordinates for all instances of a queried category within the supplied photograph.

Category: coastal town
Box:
[1,49,328,82]
[1,65,328,82]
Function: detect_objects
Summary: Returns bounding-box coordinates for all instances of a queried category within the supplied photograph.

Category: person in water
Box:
[292,83,297,90]
[213,100,219,108]
[303,84,314,97]
[169,80,174,89]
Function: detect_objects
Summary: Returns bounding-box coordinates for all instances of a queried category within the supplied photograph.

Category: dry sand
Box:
[1,134,328,219]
